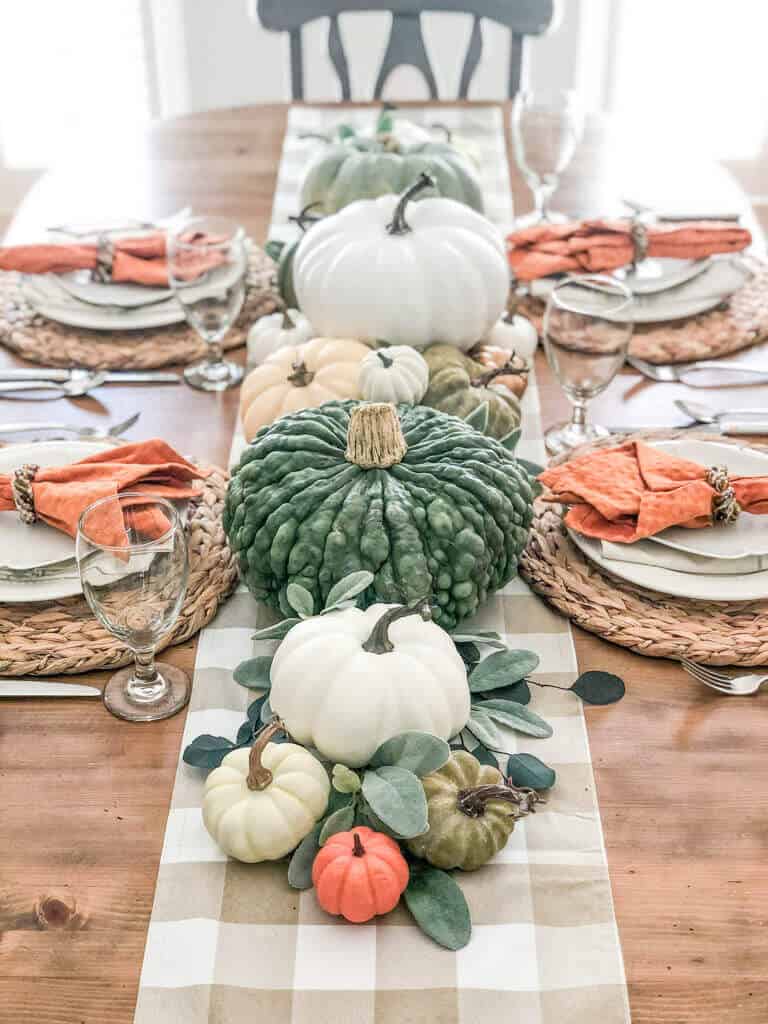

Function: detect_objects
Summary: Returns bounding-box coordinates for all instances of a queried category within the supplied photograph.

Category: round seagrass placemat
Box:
[519,430,768,666]
[0,245,281,370]
[517,260,768,365]
[0,466,239,676]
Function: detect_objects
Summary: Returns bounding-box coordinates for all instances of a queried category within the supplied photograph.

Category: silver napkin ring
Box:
[93,233,114,283]
[706,465,740,524]
[11,463,38,524]
[630,221,649,264]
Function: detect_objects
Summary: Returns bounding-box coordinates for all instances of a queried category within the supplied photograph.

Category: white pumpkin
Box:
[359,345,429,404]
[293,173,509,352]
[202,722,330,862]
[270,602,470,768]
[247,309,314,368]
[485,312,538,362]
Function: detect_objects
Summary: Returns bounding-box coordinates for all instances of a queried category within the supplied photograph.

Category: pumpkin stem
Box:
[430,121,452,143]
[345,402,408,468]
[287,359,316,387]
[472,362,529,389]
[457,783,543,819]
[289,202,324,233]
[281,310,295,330]
[352,831,366,857]
[376,351,394,369]
[362,598,432,654]
[386,173,436,235]
[246,718,285,791]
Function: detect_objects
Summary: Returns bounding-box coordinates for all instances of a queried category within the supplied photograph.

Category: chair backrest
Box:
[257,1,556,100]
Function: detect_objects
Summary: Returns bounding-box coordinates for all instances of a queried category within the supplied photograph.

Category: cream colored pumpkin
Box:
[246,308,314,368]
[359,346,429,404]
[485,312,538,362]
[270,601,470,768]
[202,722,330,862]
[240,336,369,440]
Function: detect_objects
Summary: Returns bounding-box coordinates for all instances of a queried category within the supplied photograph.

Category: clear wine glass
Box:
[76,493,190,722]
[543,275,634,454]
[167,215,247,391]
[511,88,584,226]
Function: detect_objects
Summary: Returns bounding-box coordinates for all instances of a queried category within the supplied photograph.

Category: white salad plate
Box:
[0,440,111,602]
[567,438,768,601]
[22,276,184,331]
[56,272,174,308]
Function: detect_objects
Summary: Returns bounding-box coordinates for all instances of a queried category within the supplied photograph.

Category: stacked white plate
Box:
[22,272,184,331]
[568,439,768,601]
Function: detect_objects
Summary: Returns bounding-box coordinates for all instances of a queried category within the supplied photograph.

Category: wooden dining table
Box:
[1,102,767,1024]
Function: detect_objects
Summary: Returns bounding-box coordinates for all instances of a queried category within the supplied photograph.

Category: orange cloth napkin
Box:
[538,441,768,542]
[507,219,752,281]
[0,233,224,287]
[0,439,210,546]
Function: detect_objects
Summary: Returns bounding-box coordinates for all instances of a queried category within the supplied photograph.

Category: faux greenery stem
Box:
[473,363,528,389]
[362,598,432,654]
[247,719,284,791]
[386,172,436,235]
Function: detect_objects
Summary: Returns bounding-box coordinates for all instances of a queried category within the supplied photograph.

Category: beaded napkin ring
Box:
[707,465,740,524]
[11,463,38,524]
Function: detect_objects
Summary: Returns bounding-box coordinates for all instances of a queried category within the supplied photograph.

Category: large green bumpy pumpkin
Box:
[300,108,483,215]
[223,402,534,630]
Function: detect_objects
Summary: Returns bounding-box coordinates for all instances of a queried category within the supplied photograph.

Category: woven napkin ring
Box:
[707,465,741,524]
[93,233,114,283]
[11,463,38,524]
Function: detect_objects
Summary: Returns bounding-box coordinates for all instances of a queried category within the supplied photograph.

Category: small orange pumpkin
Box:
[470,344,529,399]
[312,827,409,923]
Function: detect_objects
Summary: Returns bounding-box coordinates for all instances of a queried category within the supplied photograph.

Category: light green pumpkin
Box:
[223,400,534,630]
[300,107,483,215]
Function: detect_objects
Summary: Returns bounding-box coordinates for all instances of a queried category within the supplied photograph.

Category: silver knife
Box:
[607,420,768,436]
[0,680,101,697]
[0,369,180,384]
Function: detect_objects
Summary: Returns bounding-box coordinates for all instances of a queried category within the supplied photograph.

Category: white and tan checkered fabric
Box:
[134,106,630,1024]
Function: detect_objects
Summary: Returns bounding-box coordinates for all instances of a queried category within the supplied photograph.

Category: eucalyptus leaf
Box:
[469,741,500,769]
[260,698,274,725]
[326,788,354,816]
[500,427,522,453]
[469,649,540,692]
[233,656,272,690]
[323,571,374,612]
[252,618,300,642]
[286,583,314,618]
[369,732,450,777]
[359,805,401,839]
[455,641,480,671]
[361,766,428,838]
[332,764,361,794]
[474,680,531,705]
[264,239,285,263]
[451,629,506,650]
[466,707,503,749]
[182,735,235,771]
[247,695,267,724]
[236,720,255,746]
[404,866,472,950]
[571,671,626,705]
[506,753,556,790]
[287,824,322,890]
[319,804,356,845]
[477,698,553,738]
[464,401,490,433]
[459,728,479,752]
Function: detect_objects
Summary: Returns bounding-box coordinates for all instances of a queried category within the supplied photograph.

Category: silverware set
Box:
[0,410,140,440]
[628,355,768,387]
[0,367,180,398]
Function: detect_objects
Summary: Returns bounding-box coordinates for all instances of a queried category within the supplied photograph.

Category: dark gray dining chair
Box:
[256,1,556,101]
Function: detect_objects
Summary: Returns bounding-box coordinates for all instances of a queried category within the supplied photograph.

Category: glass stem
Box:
[534,181,557,222]
[207,340,224,366]
[133,647,159,685]
[570,399,588,429]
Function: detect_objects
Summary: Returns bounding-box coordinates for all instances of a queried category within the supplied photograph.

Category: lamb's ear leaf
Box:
[233,656,272,690]
[464,401,490,433]
[500,427,522,453]
[323,571,374,612]
[404,866,472,950]
[287,824,322,890]
[286,583,314,618]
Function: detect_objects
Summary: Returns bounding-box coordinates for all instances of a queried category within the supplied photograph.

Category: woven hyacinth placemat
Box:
[520,430,768,666]
[518,261,768,364]
[0,466,239,676]
[0,245,280,370]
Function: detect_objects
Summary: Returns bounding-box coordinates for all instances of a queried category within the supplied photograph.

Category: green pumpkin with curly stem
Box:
[223,401,534,630]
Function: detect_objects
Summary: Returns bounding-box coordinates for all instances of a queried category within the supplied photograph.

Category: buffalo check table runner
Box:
[134,106,630,1024]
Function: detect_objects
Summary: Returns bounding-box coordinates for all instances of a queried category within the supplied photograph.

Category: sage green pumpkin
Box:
[406,751,526,870]
[421,344,522,440]
[223,401,534,630]
[300,109,483,215]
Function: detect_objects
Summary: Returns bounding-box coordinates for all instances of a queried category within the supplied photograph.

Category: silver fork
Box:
[680,659,768,695]
[0,411,140,439]
[628,356,768,386]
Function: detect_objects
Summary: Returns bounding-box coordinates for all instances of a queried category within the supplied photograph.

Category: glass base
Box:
[103,662,190,722]
[184,359,243,392]
[514,209,571,229]
[545,420,610,455]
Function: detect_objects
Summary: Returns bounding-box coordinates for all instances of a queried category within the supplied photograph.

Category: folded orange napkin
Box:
[0,439,210,546]
[538,441,768,542]
[0,232,224,287]
[507,219,752,281]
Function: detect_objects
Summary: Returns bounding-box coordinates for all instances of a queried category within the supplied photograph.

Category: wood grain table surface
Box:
[1,103,766,1024]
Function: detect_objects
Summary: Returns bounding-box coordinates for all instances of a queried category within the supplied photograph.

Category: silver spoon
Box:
[0,370,107,398]
[675,399,768,424]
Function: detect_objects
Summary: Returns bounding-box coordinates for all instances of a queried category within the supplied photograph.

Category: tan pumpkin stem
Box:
[246,718,285,791]
[457,783,543,819]
[345,402,408,468]
[472,363,529,389]
[352,832,366,857]
[286,359,315,388]
[362,598,432,654]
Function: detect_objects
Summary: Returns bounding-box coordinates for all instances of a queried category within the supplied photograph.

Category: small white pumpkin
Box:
[202,722,330,862]
[359,345,429,404]
[293,173,509,351]
[246,309,314,368]
[485,312,538,362]
[270,601,470,768]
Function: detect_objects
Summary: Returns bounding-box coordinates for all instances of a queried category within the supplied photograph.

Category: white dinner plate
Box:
[0,440,111,602]
[615,258,709,294]
[22,276,185,331]
[566,438,768,601]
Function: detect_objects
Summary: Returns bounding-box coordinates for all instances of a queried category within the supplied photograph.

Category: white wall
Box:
[152,0,588,116]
